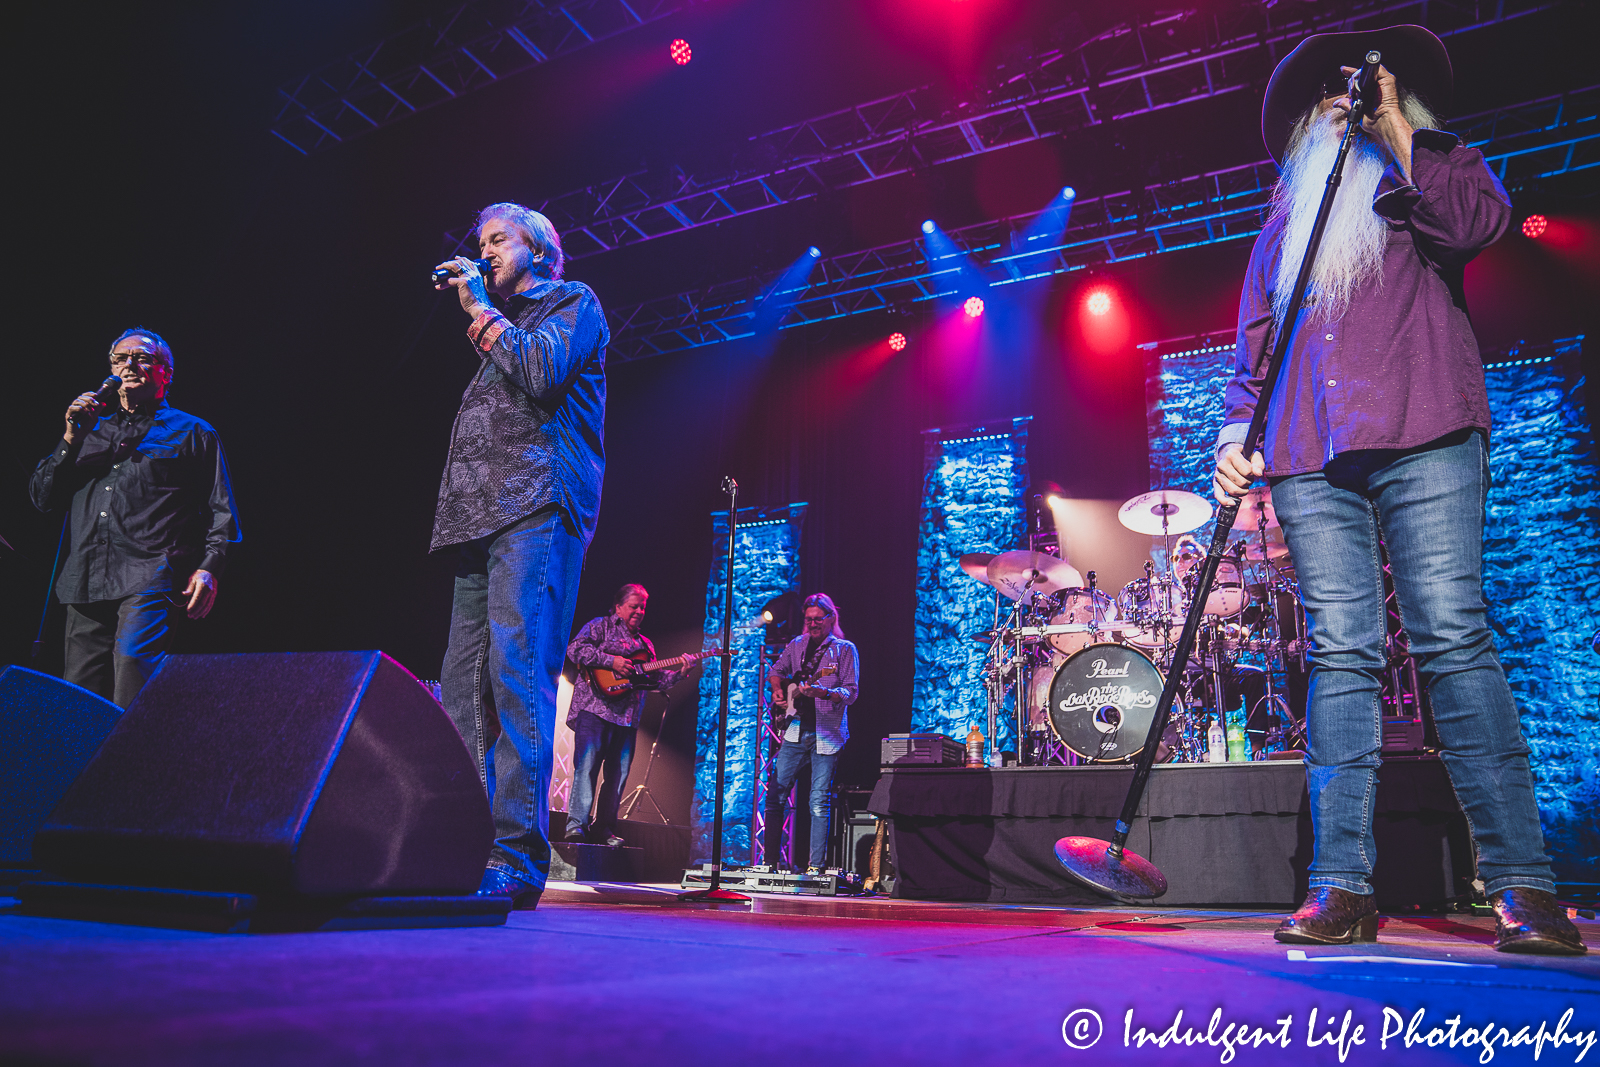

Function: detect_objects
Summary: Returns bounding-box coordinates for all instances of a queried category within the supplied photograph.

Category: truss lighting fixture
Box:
[807,246,821,258]
[1522,214,1548,238]
[1061,187,1076,200]
[921,220,937,234]
[963,296,985,318]
[1086,290,1112,316]
[888,332,907,351]
[670,39,692,65]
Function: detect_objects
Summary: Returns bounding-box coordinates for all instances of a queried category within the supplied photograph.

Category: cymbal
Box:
[1238,487,1278,529]
[985,550,1084,601]
[958,552,996,582]
[1118,489,1213,536]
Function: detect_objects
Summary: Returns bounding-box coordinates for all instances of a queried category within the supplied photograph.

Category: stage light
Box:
[670,38,692,65]
[921,219,937,234]
[807,246,821,258]
[1061,187,1076,200]
[1523,214,1548,238]
[1086,289,1112,316]
[888,332,907,351]
[963,296,984,318]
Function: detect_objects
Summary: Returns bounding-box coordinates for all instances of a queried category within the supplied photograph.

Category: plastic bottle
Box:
[1207,715,1227,763]
[1226,701,1250,763]
[965,724,985,767]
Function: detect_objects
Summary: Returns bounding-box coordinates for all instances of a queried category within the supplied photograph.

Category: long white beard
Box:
[1270,111,1392,327]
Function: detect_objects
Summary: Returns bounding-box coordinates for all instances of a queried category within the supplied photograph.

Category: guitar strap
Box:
[792,635,832,734]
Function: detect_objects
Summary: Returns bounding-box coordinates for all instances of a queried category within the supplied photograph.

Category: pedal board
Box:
[679,864,861,897]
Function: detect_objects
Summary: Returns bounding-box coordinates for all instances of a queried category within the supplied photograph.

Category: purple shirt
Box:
[565,614,679,728]
[1218,130,1511,476]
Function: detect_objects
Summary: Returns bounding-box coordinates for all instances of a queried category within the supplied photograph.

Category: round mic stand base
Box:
[1053,836,1168,903]
[678,884,752,903]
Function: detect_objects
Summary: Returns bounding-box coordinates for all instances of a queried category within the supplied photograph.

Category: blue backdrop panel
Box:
[912,419,1030,755]
[1148,335,1598,884]
[1482,340,1598,884]
[693,508,804,864]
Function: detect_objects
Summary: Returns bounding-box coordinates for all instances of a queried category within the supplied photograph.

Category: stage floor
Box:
[4,886,1597,1065]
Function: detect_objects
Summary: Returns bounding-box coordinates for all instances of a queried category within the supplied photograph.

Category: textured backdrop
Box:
[692,508,804,864]
[1148,335,1598,886]
[911,419,1030,759]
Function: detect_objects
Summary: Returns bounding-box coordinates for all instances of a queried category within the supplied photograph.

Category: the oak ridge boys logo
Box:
[1058,685,1158,714]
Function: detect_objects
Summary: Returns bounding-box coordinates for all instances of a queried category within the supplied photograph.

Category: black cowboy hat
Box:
[1262,24,1453,165]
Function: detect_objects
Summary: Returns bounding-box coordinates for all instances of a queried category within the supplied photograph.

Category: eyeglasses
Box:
[1322,74,1353,99]
[110,354,162,368]
[803,613,833,624]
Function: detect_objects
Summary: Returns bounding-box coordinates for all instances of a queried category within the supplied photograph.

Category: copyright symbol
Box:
[1061,1008,1103,1049]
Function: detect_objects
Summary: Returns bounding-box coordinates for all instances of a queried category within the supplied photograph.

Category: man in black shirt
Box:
[29,328,240,707]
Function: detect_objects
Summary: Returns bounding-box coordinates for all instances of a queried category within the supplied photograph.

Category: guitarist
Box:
[564,584,683,846]
[764,593,860,874]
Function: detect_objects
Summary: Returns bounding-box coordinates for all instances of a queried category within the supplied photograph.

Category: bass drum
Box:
[1046,643,1176,762]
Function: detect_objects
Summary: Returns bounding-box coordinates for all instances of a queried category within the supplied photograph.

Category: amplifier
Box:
[881,733,964,767]
[1382,716,1427,754]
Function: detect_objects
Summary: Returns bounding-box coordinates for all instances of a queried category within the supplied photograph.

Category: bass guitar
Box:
[588,647,726,697]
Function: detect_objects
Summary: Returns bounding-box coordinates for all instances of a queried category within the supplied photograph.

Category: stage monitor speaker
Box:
[1,666,123,867]
[33,651,493,897]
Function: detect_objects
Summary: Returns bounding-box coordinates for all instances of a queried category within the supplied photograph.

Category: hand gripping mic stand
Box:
[1054,51,1383,901]
[680,476,752,902]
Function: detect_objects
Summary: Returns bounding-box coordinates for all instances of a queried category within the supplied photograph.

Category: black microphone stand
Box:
[1054,52,1383,901]
[681,476,751,902]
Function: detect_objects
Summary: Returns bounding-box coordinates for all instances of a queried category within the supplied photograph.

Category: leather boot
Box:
[1274,886,1379,945]
[1491,888,1587,955]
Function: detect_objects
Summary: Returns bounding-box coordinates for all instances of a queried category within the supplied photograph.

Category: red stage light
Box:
[1086,289,1112,316]
[963,296,984,318]
[1522,214,1548,238]
[888,332,907,351]
[669,39,692,65]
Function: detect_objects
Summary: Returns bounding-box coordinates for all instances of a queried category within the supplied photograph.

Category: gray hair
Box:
[475,202,564,281]
[614,583,648,606]
[802,593,845,640]
[109,326,174,378]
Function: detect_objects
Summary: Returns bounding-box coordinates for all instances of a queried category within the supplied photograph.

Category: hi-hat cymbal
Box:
[1238,486,1279,529]
[959,552,996,582]
[985,550,1083,601]
[1118,489,1213,536]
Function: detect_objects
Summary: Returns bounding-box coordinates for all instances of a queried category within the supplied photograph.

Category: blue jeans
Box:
[1272,430,1554,897]
[766,732,841,868]
[440,506,587,890]
[565,709,636,841]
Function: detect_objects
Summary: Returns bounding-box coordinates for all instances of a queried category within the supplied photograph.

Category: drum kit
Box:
[964,487,1308,766]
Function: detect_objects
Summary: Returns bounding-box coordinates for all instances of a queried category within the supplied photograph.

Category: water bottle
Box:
[1206,715,1226,763]
[1226,702,1250,763]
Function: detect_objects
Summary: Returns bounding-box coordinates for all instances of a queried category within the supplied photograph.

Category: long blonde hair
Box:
[803,593,845,640]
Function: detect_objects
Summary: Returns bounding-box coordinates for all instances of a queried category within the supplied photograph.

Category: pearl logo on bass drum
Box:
[1046,643,1177,762]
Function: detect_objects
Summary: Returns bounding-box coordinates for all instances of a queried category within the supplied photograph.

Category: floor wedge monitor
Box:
[33,651,492,897]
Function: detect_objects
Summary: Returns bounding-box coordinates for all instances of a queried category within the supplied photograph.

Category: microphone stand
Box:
[1054,54,1382,901]
[681,476,751,902]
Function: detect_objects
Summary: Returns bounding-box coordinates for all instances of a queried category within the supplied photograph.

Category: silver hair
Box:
[802,592,844,640]
[109,326,175,380]
[1269,90,1439,326]
[475,202,564,281]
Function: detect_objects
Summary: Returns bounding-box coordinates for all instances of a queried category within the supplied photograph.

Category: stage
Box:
[869,760,1472,908]
[3,885,1596,1065]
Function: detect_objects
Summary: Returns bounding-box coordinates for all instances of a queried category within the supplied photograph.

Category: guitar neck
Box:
[635,651,699,673]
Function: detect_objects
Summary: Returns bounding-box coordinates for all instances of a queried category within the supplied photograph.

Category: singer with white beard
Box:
[1212,25,1584,955]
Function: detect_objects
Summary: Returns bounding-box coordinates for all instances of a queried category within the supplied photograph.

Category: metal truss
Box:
[600,86,1599,363]
[272,0,683,155]
[443,0,1556,257]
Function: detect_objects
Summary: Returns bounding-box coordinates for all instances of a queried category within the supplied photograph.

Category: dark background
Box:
[3,0,1595,824]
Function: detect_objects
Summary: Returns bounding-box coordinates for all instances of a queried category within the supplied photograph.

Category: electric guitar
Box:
[771,671,838,728]
[587,647,725,697]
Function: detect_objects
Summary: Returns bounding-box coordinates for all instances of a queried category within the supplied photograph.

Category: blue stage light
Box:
[1061,186,1076,200]
[921,220,937,234]
[807,246,821,258]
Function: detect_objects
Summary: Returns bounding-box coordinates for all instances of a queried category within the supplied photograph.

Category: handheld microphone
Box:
[1349,50,1382,113]
[92,375,124,409]
[431,258,492,288]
